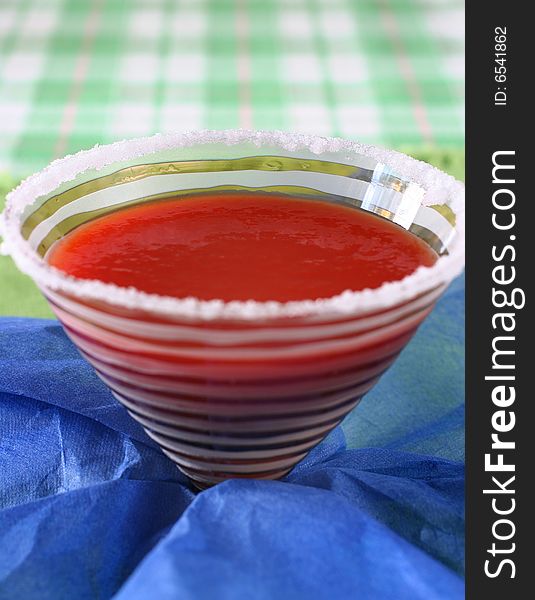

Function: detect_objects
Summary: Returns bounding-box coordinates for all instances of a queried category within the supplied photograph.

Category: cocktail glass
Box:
[0,131,464,489]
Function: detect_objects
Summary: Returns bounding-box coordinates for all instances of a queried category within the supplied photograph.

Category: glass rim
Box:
[0,129,465,321]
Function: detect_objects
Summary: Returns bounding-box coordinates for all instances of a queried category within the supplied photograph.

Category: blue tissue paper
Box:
[0,276,464,599]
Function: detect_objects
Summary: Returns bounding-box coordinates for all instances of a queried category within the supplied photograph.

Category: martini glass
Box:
[0,131,464,489]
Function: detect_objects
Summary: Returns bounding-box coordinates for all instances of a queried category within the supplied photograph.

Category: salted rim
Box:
[0,130,465,321]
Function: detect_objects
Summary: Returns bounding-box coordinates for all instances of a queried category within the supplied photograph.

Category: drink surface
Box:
[47,193,437,302]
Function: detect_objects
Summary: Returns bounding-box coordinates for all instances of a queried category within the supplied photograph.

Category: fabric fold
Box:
[0,284,464,600]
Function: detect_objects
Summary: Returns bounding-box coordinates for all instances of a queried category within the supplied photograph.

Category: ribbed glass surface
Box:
[2,132,464,488]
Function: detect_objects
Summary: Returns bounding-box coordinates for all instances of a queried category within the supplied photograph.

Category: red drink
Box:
[41,192,441,485]
[3,131,464,488]
[47,193,437,301]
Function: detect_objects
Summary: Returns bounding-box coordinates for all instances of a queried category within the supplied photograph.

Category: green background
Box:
[0,0,464,317]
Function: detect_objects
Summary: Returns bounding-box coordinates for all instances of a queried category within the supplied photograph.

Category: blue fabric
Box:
[0,276,464,599]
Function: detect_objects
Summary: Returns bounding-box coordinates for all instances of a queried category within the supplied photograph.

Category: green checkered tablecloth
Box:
[0,0,464,317]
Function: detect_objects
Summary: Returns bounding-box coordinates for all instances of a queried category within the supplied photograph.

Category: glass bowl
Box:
[0,130,464,488]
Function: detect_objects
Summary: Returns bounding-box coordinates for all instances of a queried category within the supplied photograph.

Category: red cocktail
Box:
[47,192,438,301]
[1,131,464,488]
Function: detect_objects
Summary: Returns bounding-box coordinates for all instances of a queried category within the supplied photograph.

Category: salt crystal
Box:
[0,130,465,321]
